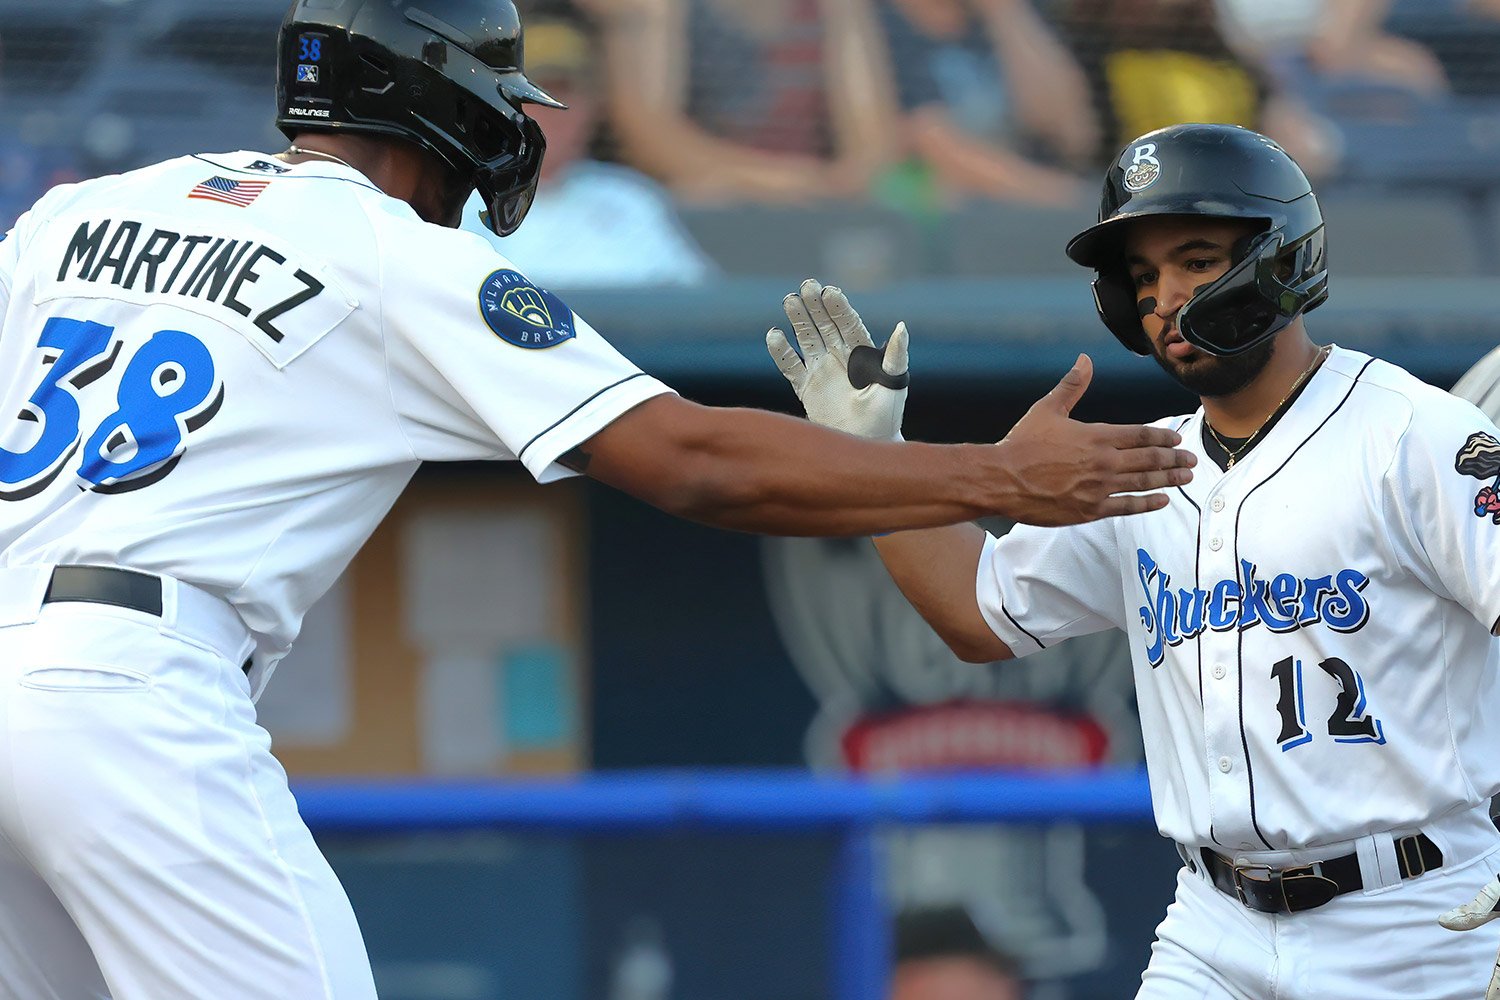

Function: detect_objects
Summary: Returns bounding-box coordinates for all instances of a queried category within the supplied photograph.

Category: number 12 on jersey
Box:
[1271,654,1386,751]
[0,316,222,498]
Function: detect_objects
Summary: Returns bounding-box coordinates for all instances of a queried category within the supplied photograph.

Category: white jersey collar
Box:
[189,150,381,192]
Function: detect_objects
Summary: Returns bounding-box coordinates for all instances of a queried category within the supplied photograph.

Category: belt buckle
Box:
[1232,863,1280,910]
[1397,835,1428,878]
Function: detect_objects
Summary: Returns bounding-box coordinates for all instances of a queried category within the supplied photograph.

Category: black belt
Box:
[41,565,253,675]
[1194,833,1444,914]
[44,565,163,616]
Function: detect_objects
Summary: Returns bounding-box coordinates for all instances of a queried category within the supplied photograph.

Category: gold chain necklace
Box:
[1205,345,1330,469]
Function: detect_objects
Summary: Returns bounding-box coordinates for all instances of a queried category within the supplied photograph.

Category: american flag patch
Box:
[188,176,270,207]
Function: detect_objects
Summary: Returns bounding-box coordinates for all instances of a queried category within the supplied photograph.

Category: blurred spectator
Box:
[0,136,80,232]
[1217,0,1449,96]
[592,0,898,203]
[873,0,1096,207]
[0,33,83,229]
[461,13,717,286]
[1387,0,1500,98]
[1060,0,1339,176]
[893,906,1026,1000]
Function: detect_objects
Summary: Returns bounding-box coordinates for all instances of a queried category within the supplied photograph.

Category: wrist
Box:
[973,439,1022,520]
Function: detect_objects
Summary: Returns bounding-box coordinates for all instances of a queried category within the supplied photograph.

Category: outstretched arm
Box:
[580,396,1063,536]
[579,281,1193,532]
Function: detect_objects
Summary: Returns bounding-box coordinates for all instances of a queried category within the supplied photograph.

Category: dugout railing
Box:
[296,768,1156,1000]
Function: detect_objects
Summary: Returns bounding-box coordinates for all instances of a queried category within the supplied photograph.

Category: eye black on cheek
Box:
[1137,296,1157,318]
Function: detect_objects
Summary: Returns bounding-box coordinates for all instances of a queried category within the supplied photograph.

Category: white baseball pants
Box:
[0,566,377,999]
[1140,805,1500,999]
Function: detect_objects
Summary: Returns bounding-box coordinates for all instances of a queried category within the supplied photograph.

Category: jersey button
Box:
[1210,496,1225,512]
[1208,536,1223,551]
[1212,664,1226,680]
[1218,756,1232,773]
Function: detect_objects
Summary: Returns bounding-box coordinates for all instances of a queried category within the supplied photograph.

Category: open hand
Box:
[995,354,1195,525]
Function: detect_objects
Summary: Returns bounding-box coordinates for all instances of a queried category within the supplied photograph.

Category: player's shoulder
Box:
[1328,345,1495,443]
[374,199,522,285]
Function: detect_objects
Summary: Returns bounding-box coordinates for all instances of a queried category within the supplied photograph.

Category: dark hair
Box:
[893,906,1023,979]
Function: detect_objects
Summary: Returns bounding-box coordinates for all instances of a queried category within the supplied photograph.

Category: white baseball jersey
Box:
[975,346,1500,853]
[0,151,673,694]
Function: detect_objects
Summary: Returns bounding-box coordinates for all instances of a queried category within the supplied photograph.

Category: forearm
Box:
[583,398,1013,536]
[874,523,1013,662]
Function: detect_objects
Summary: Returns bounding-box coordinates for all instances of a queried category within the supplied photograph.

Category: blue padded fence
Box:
[296,768,1155,1000]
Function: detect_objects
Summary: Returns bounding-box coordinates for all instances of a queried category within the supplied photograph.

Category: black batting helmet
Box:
[1066,123,1329,357]
[275,0,563,236]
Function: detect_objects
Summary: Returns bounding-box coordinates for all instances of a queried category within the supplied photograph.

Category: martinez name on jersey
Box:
[52,215,326,345]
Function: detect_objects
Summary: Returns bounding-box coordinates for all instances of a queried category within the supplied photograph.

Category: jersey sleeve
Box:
[974,518,1125,657]
[378,222,675,482]
[1383,391,1500,633]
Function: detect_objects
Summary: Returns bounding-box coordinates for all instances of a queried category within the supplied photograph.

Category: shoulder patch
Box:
[1456,431,1500,522]
[478,269,576,349]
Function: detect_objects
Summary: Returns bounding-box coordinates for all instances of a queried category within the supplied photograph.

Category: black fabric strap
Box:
[1197,833,1443,914]
[43,565,164,617]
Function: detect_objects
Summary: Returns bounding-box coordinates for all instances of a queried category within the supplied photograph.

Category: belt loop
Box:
[156,574,180,632]
[1358,833,1401,892]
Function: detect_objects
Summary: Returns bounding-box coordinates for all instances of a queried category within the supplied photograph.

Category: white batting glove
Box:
[1439,875,1500,999]
[766,277,909,441]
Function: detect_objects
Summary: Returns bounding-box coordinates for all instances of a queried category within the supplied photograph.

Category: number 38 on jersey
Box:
[0,315,223,499]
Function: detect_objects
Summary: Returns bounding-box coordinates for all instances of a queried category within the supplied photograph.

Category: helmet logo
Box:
[1123,143,1161,193]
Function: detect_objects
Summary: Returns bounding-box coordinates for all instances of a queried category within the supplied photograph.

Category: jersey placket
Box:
[1197,474,1265,851]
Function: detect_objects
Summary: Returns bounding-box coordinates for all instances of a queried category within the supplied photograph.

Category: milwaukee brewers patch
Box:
[478,269,576,349]
[1456,431,1500,522]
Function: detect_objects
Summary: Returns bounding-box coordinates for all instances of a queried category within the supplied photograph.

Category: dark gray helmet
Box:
[275,0,563,236]
[1066,123,1329,357]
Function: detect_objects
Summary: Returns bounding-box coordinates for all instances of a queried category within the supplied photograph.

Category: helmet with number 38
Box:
[274,0,563,237]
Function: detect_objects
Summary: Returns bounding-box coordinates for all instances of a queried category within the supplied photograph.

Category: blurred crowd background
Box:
[4,2,1500,999]
[4,0,1500,280]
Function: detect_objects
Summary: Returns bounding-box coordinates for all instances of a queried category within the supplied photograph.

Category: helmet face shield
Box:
[475,115,547,236]
[1178,228,1330,356]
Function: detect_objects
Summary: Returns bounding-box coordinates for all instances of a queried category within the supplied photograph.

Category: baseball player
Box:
[0,1,1193,997]
[1440,343,1500,998]
[769,122,1500,999]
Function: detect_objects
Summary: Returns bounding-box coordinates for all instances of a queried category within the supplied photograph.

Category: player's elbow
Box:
[921,608,1014,664]
[944,630,1015,664]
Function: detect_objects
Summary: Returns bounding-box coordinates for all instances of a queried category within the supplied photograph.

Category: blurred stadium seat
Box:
[1320,190,1493,277]
[675,202,930,286]
[940,200,1098,277]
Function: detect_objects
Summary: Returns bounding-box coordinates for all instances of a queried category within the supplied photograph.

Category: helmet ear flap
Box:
[1092,270,1152,355]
